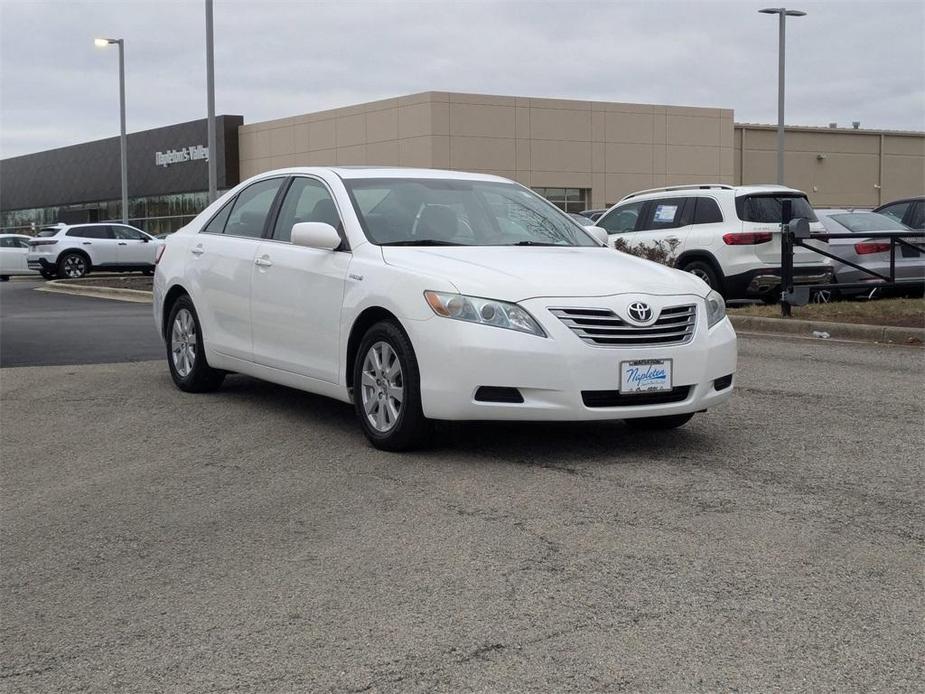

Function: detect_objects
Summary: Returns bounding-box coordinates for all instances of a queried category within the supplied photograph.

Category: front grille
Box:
[550,304,696,347]
[582,386,691,408]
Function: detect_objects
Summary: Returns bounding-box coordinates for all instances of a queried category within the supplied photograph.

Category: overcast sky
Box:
[1,0,923,158]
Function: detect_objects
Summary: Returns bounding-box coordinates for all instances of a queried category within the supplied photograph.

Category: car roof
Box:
[874,196,924,208]
[618,183,805,204]
[251,166,512,183]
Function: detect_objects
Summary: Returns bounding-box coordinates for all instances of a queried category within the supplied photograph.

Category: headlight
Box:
[705,289,726,328]
[424,291,546,337]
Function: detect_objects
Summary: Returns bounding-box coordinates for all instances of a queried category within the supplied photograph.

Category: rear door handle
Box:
[255,256,273,267]
[118,242,127,246]
[82,242,92,245]
[191,246,204,256]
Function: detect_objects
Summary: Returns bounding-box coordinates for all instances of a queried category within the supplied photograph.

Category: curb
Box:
[36,280,153,304]
[729,315,924,346]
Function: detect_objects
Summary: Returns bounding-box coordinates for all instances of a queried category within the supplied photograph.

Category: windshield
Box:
[828,212,909,233]
[736,194,818,223]
[343,178,598,247]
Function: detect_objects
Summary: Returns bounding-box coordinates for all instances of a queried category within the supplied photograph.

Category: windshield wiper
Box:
[511,240,564,246]
[379,239,464,246]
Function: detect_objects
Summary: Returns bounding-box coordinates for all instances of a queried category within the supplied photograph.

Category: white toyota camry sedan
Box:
[153,167,736,450]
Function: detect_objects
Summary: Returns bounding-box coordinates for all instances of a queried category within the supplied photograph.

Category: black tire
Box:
[57,252,89,279]
[681,260,720,292]
[40,270,56,280]
[165,294,225,393]
[0,275,9,282]
[352,320,433,451]
[624,413,695,430]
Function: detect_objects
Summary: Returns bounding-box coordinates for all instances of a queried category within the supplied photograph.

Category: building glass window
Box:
[1,190,220,237]
[532,187,590,214]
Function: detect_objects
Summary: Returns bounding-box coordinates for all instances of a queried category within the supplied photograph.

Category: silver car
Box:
[816,210,925,297]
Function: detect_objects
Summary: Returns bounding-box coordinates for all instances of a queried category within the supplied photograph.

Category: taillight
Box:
[29,239,58,247]
[155,244,166,264]
[854,241,891,255]
[722,232,773,245]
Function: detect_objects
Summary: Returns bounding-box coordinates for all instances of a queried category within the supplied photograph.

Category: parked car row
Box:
[586,188,923,301]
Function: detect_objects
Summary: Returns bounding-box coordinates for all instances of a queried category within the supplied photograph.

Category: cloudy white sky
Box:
[1,0,923,158]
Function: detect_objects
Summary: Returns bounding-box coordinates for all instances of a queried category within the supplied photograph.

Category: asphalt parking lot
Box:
[0,279,162,367]
[2,294,922,693]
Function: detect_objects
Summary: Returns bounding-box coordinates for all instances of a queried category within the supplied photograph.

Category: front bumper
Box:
[407,293,737,421]
[724,265,833,299]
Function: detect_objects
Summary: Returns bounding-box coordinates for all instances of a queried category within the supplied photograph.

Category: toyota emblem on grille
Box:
[626,302,653,323]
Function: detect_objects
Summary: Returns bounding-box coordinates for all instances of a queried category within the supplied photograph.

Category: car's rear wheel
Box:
[353,320,433,451]
[681,260,720,291]
[166,295,224,393]
[58,252,89,279]
[624,413,695,430]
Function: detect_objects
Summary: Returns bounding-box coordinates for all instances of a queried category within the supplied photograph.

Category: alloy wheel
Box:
[360,341,404,433]
[687,267,712,286]
[171,308,197,377]
[64,255,86,278]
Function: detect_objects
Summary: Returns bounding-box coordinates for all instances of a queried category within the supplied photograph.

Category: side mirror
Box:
[291,222,341,251]
[584,225,610,246]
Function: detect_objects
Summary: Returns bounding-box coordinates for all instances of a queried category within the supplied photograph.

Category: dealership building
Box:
[2,91,923,234]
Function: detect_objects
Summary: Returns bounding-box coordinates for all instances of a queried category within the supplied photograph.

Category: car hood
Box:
[381,246,708,301]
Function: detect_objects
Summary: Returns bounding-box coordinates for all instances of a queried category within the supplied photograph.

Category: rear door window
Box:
[223,178,285,239]
[202,199,234,234]
[597,201,645,233]
[639,197,691,230]
[67,226,114,239]
[736,194,818,223]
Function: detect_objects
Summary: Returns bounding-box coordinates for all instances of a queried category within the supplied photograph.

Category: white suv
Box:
[595,184,832,301]
[26,222,161,279]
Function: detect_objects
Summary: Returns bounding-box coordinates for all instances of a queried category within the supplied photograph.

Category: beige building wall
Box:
[238,92,922,211]
[238,91,735,209]
[735,124,925,208]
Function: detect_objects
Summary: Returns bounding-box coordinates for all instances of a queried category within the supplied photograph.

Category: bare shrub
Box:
[611,237,681,267]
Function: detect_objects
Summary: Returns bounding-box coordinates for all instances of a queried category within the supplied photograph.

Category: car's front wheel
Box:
[166,295,225,393]
[353,320,433,451]
[58,252,89,279]
[624,413,695,430]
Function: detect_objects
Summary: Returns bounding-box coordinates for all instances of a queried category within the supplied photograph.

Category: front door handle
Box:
[118,242,127,246]
[254,256,273,267]
[191,246,204,256]
[82,242,92,245]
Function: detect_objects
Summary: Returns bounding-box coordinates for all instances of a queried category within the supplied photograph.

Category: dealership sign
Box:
[155,145,209,168]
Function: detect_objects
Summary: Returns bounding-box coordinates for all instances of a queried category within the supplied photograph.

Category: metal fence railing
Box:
[779,200,925,317]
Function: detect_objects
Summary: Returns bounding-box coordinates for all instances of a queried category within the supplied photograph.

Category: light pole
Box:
[95,37,128,224]
[759,8,806,185]
[205,0,217,202]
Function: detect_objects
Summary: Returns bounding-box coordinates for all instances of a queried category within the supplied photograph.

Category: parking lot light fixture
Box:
[94,37,129,224]
[758,8,807,185]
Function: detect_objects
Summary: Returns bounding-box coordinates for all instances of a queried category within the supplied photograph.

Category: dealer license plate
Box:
[620,359,673,393]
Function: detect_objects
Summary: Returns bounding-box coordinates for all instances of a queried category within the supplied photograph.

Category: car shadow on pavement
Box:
[212,374,715,467]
